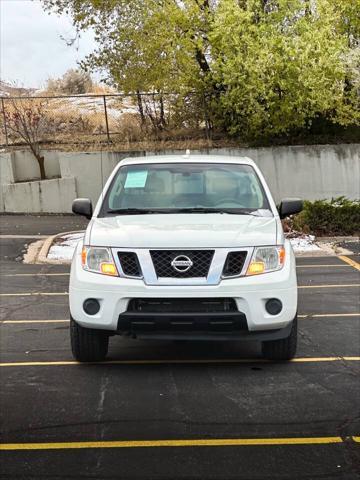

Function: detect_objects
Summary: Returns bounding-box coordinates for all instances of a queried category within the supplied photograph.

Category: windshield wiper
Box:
[107,207,261,216]
[174,208,260,216]
[174,207,219,213]
[107,208,164,215]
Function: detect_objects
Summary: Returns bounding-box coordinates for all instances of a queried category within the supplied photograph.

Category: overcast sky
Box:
[0,0,97,88]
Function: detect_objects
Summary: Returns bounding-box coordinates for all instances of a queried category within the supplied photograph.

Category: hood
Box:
[88,214,278,248]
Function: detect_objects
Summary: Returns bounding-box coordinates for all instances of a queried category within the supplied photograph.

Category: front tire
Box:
[70,317,109,362]
[262,315,297,361]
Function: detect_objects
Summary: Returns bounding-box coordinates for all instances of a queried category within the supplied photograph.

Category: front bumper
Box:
[116,310,294,341]
[69,241,298,338]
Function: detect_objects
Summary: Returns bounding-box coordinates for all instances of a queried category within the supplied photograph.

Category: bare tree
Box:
[4,99,50,180]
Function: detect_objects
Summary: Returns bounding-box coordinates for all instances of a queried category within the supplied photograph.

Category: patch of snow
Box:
[47,232,84,261]
[50,95,138,120]
[289,235,321,252]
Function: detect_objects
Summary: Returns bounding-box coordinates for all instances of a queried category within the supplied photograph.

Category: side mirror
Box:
[72,198,93,219]
[278,198,303,219]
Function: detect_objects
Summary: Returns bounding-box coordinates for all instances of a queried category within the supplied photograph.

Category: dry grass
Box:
[43,81,115,96]
[1,93,212,148]
[26,135,243,153]
[91,83,116,94]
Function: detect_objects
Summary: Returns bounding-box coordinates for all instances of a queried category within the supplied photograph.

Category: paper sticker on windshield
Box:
[124,170,148,188]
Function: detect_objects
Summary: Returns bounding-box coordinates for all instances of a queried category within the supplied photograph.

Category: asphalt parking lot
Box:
[0,216,359,480]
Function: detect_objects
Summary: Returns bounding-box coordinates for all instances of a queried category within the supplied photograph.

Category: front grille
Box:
[222,251,247,277]
[127,298,237,313]
[150,250,214,278]
[117,252,142,277]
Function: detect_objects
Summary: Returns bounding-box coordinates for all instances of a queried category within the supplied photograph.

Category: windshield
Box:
[103,163,271,215]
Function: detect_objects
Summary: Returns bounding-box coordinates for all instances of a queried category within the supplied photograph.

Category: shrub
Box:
[46,69,93,95]
[292,197,360,236]
[115,113,145,143]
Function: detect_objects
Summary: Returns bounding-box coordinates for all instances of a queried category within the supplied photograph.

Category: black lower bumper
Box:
[117,311,292,341]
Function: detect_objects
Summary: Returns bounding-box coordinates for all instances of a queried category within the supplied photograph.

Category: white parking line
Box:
[2,273,70,277]
[0,292,68,297]
[296,264,351,268]
[298,313,360,318]
[298,284,360,289]
[0,266,353,278]
[1,284,359,297]
[0,235,48,239]
[1,313,359,325]
[1,320,69,324]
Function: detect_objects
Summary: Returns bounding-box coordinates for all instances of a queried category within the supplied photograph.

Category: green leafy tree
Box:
[41,0,360,140]
[335,0,360,46]
[331,0,360,126]
[42,1,214,94]
[210,0,353,138]
[42,0,216,129]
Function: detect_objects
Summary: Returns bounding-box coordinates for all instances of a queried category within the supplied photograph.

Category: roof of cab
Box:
[119,155,256,167]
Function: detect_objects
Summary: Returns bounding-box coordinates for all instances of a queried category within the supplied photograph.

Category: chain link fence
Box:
[0,92,212,148]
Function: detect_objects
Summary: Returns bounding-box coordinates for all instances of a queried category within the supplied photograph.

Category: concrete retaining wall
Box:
[12,150,61,182]
[2,177,77,213]
[0,144,359,213]
[59,151,129,201]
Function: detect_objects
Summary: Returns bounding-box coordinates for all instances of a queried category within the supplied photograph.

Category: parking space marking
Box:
[0,436,348,451]
[339,256,360,271]
[298,313,360,318]
[1,284,359,297]
[1,266,352,277]
[1,313,359,325]
[1,320,69,324]
[2,273,70,277]
[0,357,359,368]
[298,284,360,289]
[0,235,48,239]
[0,292,68,297]
[296,264,351,268]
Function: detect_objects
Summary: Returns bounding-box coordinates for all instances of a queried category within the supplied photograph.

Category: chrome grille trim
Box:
[111,247,254,285]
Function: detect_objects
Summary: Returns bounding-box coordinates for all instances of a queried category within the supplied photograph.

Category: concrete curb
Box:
[316,241,353,257]
[37,230,84,265]
[315,236,359,243]
[23,239,45,264]
[37,234,61,264]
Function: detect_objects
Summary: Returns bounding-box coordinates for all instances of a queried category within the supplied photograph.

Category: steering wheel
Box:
[170,194,210,208]
[214,197,246,208]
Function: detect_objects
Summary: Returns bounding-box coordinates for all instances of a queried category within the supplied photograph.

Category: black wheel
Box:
[70,317,109,362]
[262,315,297,361]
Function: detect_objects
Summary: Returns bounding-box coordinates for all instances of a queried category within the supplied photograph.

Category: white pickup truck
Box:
[70,155,302,362]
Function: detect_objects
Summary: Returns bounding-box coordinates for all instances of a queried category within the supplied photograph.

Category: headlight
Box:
[81,246,118,276]
[246,246,285,276]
